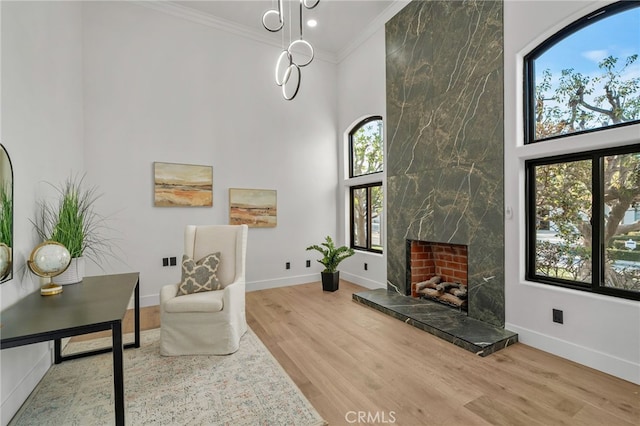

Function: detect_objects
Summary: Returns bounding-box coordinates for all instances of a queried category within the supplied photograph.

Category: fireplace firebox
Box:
[407,240,468,311]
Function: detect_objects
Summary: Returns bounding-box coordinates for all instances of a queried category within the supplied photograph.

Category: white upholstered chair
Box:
[160,224,248,356]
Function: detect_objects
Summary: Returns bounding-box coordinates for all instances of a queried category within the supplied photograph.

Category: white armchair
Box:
[160,224,248,356]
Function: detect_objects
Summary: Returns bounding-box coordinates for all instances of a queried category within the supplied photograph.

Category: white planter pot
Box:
[55,256,85,285]
[0,243,11,280]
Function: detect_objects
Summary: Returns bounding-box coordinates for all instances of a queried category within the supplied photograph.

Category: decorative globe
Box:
[29,241,71,278]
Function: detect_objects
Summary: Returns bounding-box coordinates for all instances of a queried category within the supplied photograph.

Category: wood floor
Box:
[82,281,639,425]
[247,281,639,425]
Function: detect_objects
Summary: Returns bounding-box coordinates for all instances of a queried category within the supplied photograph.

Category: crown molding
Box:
[132,1,338,63]
[133,1,410,65]
[335,0,410,63]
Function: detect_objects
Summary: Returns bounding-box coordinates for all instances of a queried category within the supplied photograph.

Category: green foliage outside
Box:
[609,232,640,262]
[351,120,383,176]
[608,249,640,262]
[534,54,640,292]
[0,184,11,247]
[535,54,640,139]
[306,236,355,273]
[351,120,384,249]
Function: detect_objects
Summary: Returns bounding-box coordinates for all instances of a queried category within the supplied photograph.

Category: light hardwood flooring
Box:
[70,304,161,342]
[76,281,639,425]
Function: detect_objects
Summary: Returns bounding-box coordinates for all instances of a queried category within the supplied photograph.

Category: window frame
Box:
[350,182,383,254]
[348,115,384,178]
[525,144,640,301]
[523,1,640,144]
[346,115,384,254]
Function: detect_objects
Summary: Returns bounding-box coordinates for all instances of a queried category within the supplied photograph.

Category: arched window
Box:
[524,1,639,143]
[524,2,640,301]
[348,116,383,253]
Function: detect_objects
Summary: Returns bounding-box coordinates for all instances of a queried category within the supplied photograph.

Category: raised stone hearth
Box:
[353,289,517,356]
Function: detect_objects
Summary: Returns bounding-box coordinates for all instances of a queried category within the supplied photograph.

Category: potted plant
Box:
[32,175,112,284]
[306,236,355,291]
[0,183,12,280]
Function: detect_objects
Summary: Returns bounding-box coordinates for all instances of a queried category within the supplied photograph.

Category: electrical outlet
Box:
[306,260,311,268]
[162,257,169,267]
[552,309,563,324]
[364,263,368,271]
[286,262,291,270]
[169,256,177,266]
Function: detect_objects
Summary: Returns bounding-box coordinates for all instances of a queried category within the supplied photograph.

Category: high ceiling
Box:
[173,0,408,61]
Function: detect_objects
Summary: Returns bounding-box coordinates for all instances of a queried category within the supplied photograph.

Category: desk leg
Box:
[134,278,140,348]
[54,339,62,364]
[112,321,125,426]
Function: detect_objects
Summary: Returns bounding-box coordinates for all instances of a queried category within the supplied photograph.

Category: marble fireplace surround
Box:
[353,0,518,355]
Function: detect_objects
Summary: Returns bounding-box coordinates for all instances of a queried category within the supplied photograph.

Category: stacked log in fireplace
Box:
[413,275,468,310]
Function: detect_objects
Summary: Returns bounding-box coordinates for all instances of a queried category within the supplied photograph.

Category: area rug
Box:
[10,328,326,426]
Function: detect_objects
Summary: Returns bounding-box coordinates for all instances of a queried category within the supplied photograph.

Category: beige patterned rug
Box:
[10,328,326,426]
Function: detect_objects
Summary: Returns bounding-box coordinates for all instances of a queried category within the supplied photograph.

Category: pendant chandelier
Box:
[262,0,320,100]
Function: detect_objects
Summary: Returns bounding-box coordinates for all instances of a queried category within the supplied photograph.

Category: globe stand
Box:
[27,241,71,297]
[40,281,63,296]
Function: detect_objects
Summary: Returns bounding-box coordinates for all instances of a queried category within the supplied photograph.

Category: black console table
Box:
[1,272,140,426]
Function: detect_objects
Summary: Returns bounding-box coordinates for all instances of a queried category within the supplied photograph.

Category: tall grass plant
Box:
[0,184,12,247]
[32,175,114,264]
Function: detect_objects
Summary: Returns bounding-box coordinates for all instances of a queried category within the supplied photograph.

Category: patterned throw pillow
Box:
[176,252,222,296]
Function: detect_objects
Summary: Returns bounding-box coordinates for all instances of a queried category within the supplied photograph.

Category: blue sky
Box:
[536,6,640,79]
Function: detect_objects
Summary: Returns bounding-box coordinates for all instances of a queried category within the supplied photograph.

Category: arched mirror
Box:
[0,144,13,283]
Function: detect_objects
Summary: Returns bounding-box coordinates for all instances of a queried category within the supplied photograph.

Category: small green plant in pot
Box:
[32,175,113,284]
[306,236,355,292]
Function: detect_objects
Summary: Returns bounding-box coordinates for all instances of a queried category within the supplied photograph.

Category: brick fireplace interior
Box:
[408,240,468,311]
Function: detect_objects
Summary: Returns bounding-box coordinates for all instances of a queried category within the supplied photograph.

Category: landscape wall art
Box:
[229,188,277,227]
[154,162,213,207]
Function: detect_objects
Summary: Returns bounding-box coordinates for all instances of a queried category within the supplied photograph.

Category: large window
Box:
[524,2,640,143]
[523,2,640,301]
[348,116,383,253]
[526,146,640,300]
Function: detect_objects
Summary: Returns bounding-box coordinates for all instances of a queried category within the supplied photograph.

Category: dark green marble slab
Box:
[385,0,505,327]
[353,289,517,356]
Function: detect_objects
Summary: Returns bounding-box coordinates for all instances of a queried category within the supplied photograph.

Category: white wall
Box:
[336,27,387,289]
[0,1,339,422]
[504,0,640,384]
[0,1,85,423]
[2,2,637,425]
[80,1,339,305]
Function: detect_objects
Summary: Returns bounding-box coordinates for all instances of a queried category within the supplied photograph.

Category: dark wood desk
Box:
[0,272,140,426]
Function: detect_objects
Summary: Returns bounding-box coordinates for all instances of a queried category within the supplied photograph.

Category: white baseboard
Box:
[246,274,319,292]
[340,272,386,290]
[136,273,385,308]
[139,294,159,308]
[134,277,319,309]
[1,346,51,426]
[505,323,640,385]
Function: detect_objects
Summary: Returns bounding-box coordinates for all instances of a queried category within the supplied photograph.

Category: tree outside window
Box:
[351,184,383,252]
[527,3,639,142]
[525,3,639,300]
[349,117,383,253]
[530,151,640,294]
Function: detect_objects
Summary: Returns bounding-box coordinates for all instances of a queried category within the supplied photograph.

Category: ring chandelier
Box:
[262,0,320,100]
